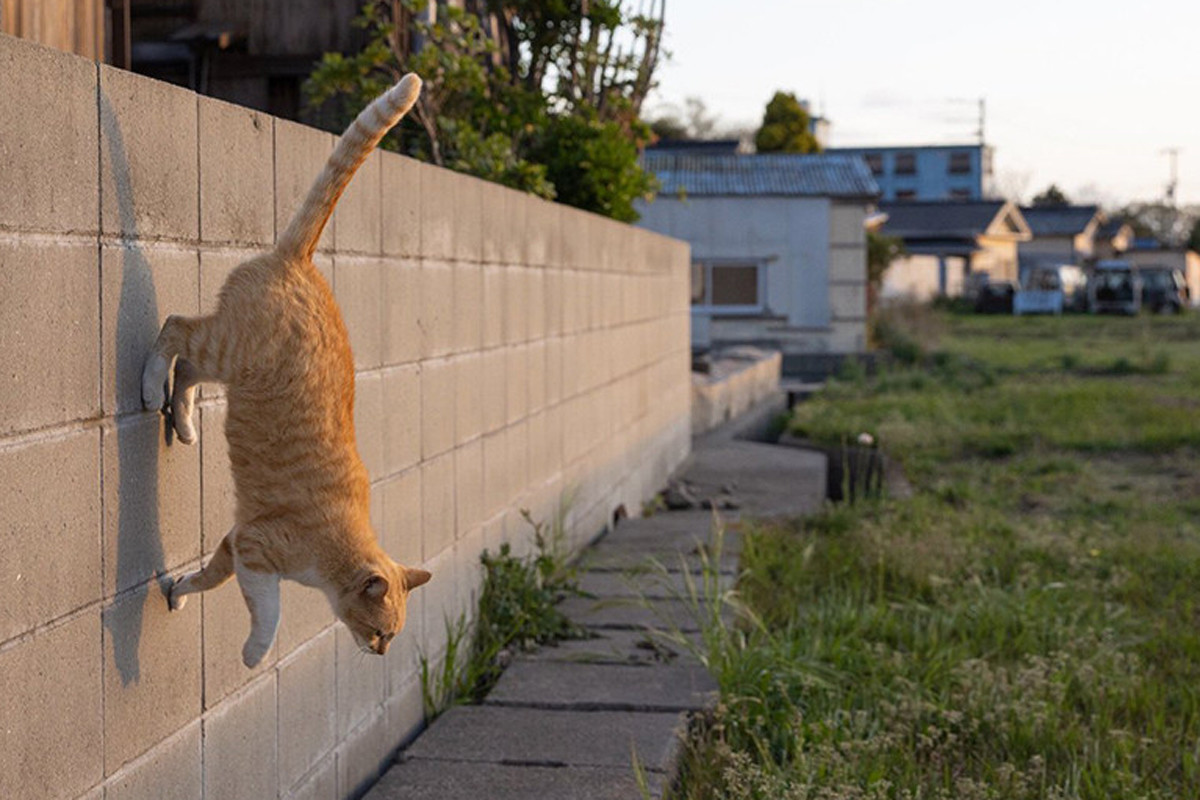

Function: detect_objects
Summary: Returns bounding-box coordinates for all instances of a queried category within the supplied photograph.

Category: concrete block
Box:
[420,450,456,559]
[104,721,202,800]
[101,243,199,415]
[0,34,98,234]
[203,576,275,709]
[503,266,529,344]
[481,265,505,348]
[545,336,563,407]
[200,404,236,555]
[100,66,198,239]
[0,430,100,641]
[384,679,425,746]
[335,625,386,736]
[526,268,547,341]
[482,430,509,520]
[480,348,508,435]
[0,610,102,800]
[284,753,337,800]
[421,166,481,262]
[203,674,278,800]
[419,260,455,358]
[334,149,382,254]
[453,262,482,353]
[382,258,422,366]
[276,580,335,658]
[275,117,337,252]
[525,197,560,267]
[198,96,274,245]
[102,415,201,597]
[102,580,202,773]
[505,345,528,425]
[455,438,484,537]
[278,630,337,792]
[335,256,384,370]
[338,708,391,799]
[380,466,422,567]
[526,340,546,414]
[382,363,421,476]
[419,357,456,459]
[544,268,564,336]
[454,352,483,446]
[544,403,564,478]
[382,153,422,257]
[506,420,529,498]
[354,370,385,480]
[419,545,462,657]
[560,206,595,270]
[0,240,99,435]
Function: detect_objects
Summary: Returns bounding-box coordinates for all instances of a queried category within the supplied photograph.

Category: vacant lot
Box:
[676,311,1200,800]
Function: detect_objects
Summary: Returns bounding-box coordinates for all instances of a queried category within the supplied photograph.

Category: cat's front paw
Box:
[166,575,190,611]
[142,353,170,411]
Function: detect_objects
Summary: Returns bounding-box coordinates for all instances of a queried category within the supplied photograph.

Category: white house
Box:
[635,152,880,372]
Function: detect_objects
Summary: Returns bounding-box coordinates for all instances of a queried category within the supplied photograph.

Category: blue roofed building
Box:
[635,151,880,372]
[825,144,993,202]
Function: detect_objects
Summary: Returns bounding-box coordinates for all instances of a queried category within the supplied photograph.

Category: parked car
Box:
[1015,264,1088,315]
[975,281,1015,314]
[1140,266,1189,313]
[1089,261,1141,315]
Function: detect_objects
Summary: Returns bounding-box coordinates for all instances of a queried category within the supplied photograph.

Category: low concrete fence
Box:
[692,349,782,436]
[0,33,691,800]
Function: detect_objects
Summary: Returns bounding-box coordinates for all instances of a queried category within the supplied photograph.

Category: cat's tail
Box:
[277,73,422,261]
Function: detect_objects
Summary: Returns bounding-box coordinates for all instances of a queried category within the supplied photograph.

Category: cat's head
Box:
[337,561,432,655]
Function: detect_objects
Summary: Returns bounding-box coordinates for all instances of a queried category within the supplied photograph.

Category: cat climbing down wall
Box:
[143,74,431,668]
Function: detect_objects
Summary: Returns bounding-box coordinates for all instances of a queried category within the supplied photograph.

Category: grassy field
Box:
[673,310,1200,800]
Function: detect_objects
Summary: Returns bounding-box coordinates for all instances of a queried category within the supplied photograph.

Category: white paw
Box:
[173,411,197,445]
[166,575,191,611]
[142,354,170,411]
[242,638,271,668]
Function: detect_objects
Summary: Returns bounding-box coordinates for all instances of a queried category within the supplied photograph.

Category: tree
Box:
[866,231,905,315]
[647,96,720,143]
[1031,184,1070,206]
[304,0,663,221]
[754,91,820,154]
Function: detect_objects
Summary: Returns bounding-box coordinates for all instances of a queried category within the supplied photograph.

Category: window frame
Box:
[894,152,917,175]
[690,259,767,315]
[948,150,973,175]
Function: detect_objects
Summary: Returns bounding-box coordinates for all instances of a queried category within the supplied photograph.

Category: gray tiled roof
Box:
[879,200,1008,239]
[641,152,880,199]
[1019,205,1100,236]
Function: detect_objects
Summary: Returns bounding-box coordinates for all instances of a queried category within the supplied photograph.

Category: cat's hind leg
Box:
[168,532,235,611]
[235,557,281,668]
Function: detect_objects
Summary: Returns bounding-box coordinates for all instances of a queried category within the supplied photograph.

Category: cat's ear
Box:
[362,572,389,599]
[404,568,431,591]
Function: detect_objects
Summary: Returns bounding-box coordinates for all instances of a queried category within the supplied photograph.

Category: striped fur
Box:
[145,74,430,668]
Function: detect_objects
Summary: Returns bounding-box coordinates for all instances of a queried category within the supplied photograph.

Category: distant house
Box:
[1126,238,1200,306]
[825,144,993,202]
[1017,204,1104,280]
[1093,217,1135,261]
[635,151,880,371]
[878,200,1031,300]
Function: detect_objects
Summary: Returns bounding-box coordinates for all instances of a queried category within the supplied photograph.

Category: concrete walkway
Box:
[365,406,826,800]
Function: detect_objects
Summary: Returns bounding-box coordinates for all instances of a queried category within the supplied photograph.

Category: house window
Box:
[865,154,884,175]
[895,189,917,201]
[691,261,765,313]
[894,152,916,175]
[948,151,972,174]
[949,188,972,200]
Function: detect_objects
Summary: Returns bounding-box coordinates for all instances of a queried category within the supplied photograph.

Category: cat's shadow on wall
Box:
[101,89,175,687]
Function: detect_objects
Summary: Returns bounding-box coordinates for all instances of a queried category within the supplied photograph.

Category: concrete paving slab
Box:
[405,706,684,772]
[364,761,661,800]
[485,660,716,713]
[557,596,704,633]
[681,440,826,518]
[524,629,700,667]
[578,568,734,599]
[580,547,737,575]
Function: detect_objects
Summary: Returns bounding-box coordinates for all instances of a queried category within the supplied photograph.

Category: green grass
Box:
[672,310,1200,800]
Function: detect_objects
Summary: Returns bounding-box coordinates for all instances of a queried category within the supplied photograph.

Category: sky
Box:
[646,0,1200,207]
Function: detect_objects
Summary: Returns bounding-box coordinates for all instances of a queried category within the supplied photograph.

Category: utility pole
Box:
[977,97,986,145]
[1162,147,1180,206]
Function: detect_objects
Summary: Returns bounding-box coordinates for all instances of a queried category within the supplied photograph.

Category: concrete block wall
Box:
[0,33,691,800]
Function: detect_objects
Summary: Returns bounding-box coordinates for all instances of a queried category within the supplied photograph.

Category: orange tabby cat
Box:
[145,74,430,668]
